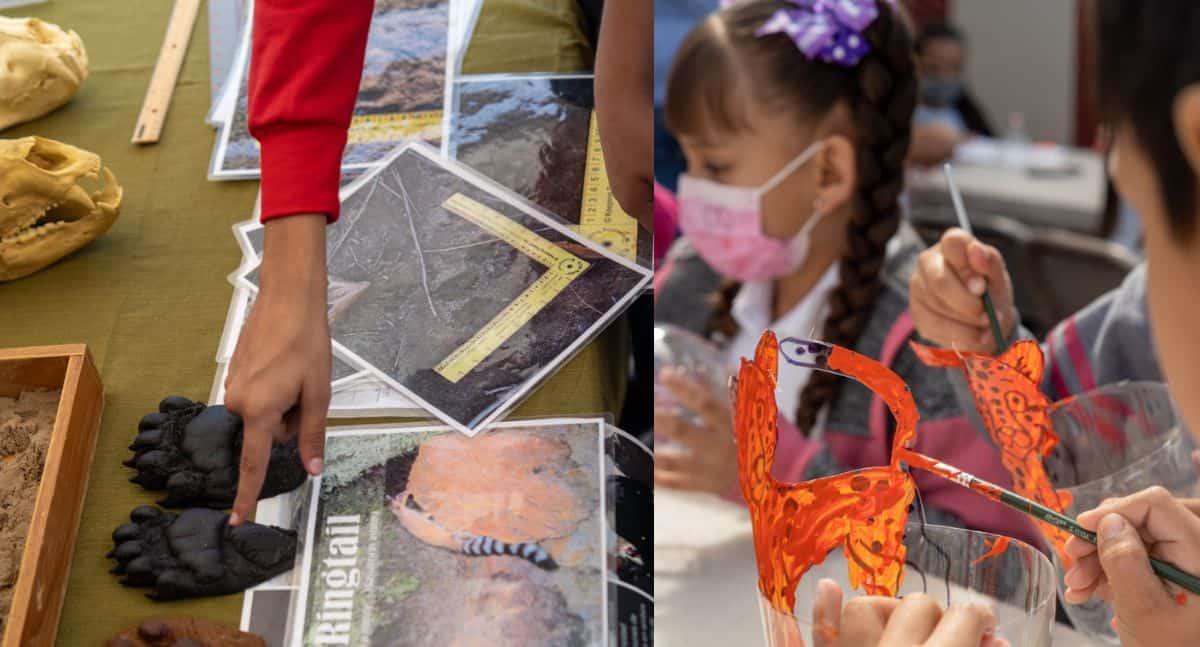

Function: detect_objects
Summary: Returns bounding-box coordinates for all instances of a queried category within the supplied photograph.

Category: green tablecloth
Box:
[0,1,622,642]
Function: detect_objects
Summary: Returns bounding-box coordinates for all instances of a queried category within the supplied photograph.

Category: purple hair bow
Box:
[753,0,887,67]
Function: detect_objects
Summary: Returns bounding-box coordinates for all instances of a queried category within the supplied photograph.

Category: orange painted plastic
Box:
[910,340,1074,563]
[971,536,1011,565]
[734,332,917,614]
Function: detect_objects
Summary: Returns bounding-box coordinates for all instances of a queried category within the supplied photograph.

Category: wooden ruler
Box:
[132,0,203,144]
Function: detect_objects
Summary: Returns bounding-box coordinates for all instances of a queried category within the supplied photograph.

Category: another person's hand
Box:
[595,0,653,232]
[908,123,966,168]
[654,368,736,496]
[909,228,1018,354]
[224,214,331,525]
[1062,487,1200,646]
[812,580,1006,646]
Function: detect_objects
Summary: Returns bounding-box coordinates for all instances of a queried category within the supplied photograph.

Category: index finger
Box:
[812,579,843,647]
[965,239,1012,302]
[938,228,980,280]
[839,596,902,646]
[1179,498,1200,518]
[925,604,996,647]
[1078,487,1200,569]
[232,415,278,526]
[878,593,942,647]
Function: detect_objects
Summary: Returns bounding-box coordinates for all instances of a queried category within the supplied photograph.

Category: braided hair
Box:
[665,0,917,434]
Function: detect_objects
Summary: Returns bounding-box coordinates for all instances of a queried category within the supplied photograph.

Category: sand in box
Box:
[0,389,59,632]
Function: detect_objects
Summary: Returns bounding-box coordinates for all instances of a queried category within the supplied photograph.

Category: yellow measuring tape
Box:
[348,110,443,144]
[434,193,589,383]
[578,111,639,261]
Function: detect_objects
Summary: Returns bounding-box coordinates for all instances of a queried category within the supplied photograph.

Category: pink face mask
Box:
[677,142,826,282]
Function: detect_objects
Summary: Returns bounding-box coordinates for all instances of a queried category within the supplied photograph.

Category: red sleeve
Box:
[249,0,373,223]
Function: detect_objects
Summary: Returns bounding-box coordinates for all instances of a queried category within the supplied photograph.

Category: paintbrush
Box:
[943,164,1007,353]
[899,448,1200,596]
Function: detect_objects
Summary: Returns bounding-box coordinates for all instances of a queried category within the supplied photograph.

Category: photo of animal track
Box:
[210,0,449,179]
[240,145,650,433]
[296,420,605,646]
[447,75,651,267]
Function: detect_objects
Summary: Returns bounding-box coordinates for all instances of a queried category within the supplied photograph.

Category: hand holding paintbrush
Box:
[906,170,1018,355]
[942,165,1008,353]
[898,448,1200,598]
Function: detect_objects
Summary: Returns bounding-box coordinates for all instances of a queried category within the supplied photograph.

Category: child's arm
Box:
[595,0,653,232]
[248,0,373,224]
[1041,263,1160,401]
[226,0,373,525]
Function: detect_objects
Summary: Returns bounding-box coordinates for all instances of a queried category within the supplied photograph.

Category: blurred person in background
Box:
[909,22,995,166]
[914,22,994,136]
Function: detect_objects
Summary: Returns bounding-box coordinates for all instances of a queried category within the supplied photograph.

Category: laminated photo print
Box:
[214,289,421,416]
[324,371,428,419]
[221,220,423,416]
[445,73,650,268]
[216,262,365,384]
[604,425,653,647]
[236,143,651,435]
[207,0,250,107]
[240,418,611,646]
[209,0,450,180]
[210,360,424,420]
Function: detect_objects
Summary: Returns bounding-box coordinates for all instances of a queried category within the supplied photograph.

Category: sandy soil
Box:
[0,389,58,631]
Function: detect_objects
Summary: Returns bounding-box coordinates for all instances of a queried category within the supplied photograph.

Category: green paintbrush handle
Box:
[999,490,1200,596]
[982,292,1006,353]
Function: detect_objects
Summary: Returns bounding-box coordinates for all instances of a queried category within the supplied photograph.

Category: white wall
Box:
[950,0,1076,144]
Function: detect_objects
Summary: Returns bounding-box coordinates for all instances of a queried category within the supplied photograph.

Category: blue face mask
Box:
[921,78,964,107]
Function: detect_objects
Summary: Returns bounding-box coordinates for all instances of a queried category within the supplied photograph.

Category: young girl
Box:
[653,0,1038,549]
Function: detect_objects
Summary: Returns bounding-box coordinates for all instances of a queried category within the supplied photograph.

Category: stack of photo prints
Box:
[215,143,650,432]
[238,418,652,647]
[207,0,459,179]
[206,3,653,642]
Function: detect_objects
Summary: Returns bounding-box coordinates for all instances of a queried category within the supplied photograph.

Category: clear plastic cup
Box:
[758,523,1057,647]
[653,324,738,575]
[1044,381,1199,644]
[653,324,730,445]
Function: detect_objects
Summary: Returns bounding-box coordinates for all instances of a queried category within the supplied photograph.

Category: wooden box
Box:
[0,345,103,646]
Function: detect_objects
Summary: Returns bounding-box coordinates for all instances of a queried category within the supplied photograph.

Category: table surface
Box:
[655,489,1101,647]
[0,0,609,643]
[907,143,1108,234]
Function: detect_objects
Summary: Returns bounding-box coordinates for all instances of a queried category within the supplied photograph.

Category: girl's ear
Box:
[1172,84,1200,182]
[814,135,858,215]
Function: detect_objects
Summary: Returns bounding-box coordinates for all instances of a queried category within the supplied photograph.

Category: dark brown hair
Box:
[1098,0,1200,241]
[666,0,917,434]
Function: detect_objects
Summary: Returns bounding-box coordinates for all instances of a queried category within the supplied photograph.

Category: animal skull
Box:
[0,16,88,131]
[0,137,121,281]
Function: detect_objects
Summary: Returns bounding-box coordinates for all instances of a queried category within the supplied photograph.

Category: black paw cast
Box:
[126,396,308,508]
[108,505,297,600]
